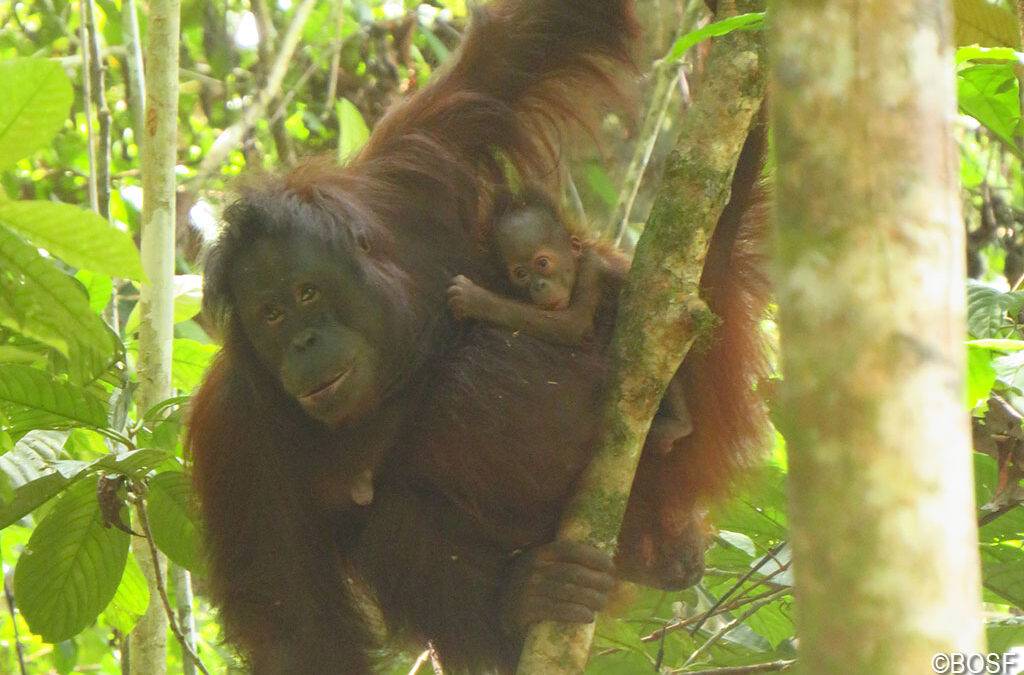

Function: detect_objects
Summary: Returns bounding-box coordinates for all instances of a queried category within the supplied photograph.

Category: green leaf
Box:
[745,598,796,649]
[0,431,86,529]
[13,478,130,642]
[958,64,1022,157]
[954,0,1020,48]
[966,344,997,409]
[0,201,144,281]
[0,226,119,382]
[147,472,204,574]
[74,270,114,315]
[123,274,202,335]
[0,59,74,172]
[337,98,370,163]
[967,339,1024,352]
[666,12,765,61]
[956,46,1024,65]
[987,617,1024,654]
[92,448,175,479]
[0,365,108,428]
[172,338,219,392]
[966,281,1024,338]
[101,553,150,635]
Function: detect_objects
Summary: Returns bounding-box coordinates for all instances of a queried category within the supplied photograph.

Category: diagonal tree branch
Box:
[515,3,767,671]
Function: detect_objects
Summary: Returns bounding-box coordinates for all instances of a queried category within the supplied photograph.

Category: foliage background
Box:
[0,0,1021,672]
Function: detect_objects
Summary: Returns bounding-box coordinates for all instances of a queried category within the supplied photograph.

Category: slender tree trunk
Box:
[515,3,766,671]
[129,0,181,672]
[771,1,985,672]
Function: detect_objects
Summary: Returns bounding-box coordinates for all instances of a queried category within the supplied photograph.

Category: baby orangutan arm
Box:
[448,252,604,347]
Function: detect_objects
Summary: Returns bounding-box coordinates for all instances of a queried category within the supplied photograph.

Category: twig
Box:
[83,0,112,218]
[674,659,796,674]
[251,0,295,165]
[611,60,688,246]
[120,0,146,144]
[3,569,27,675]
[323,8,344,118]
[640,584,786,643]
[676,588,790,671]
[135,498,211,675]
[78,20,99,213]
[267,61,320,127]
[172,565,198,675]
[193,0,317,184]
[688,541,786,635]
[979,501,1024,527]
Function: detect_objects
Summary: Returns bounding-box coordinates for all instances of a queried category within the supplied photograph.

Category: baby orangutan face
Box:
[494,206,583,311]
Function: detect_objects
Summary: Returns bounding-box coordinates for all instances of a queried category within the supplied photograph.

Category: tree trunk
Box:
[129,0,181,672]
[770,1,986,672]
[516,3,766,671]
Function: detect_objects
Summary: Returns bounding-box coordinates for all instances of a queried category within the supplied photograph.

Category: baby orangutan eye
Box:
[298,284,320,304]
[263,305,284,324]
[514,267,529,281]
[535,256,550,271]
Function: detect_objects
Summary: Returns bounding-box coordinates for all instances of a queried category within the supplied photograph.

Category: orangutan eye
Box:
[298,284,320,304]
[263,305,284,324]
[513,267,529,281]
[535,256,550,271]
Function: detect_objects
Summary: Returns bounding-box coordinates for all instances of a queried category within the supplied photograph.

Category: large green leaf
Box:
[13,478,130,642]
[958,64,1022,156]
[954,0,1020,48]
[101,553,150,635]
[666,12,765,60]
[0,59,74,172]
[0,201,144,281]
[0,226,119,382]
[337,98,370,163]
[966,281,1024,339]
[0,447,174,530]
[147,471,205,574]
[0,364,108,428]
[171,338,219,392]
[0,365,108,427]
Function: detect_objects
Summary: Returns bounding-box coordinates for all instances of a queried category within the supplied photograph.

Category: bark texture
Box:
[516,3,766,670]
[771,1,985,671]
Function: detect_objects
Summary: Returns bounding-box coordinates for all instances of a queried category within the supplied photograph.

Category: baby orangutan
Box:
[447,190,692,453]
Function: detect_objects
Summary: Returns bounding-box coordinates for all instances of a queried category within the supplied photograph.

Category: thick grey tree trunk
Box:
[770,1,986,672]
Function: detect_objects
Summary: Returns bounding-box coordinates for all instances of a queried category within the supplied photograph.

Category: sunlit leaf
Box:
[0,59,74,171]
[0,201,145,281]
[337,98,370,162]
[14,478,129,642]
[147,471,205,574]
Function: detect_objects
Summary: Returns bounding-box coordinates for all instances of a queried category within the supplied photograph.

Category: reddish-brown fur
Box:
[188,1,769,672]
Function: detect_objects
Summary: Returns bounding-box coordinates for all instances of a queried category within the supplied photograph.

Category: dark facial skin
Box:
[228,235,384,428]
[494,207,582,311]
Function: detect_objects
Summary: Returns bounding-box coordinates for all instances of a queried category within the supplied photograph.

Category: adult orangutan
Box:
[188,0,769,672]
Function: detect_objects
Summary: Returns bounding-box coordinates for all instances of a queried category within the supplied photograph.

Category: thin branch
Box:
[83,0,112,219]
[640,583,787,643]
[676,588,790,672]
[193,0,317,183]
[611,60,688,246]
[172,565,198,675]
[688,541,786,635]
[121,0,146,145]
[3,570,27,675]
[135,499,210,675]
[78,20,99,213]
[674,659,796,674]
